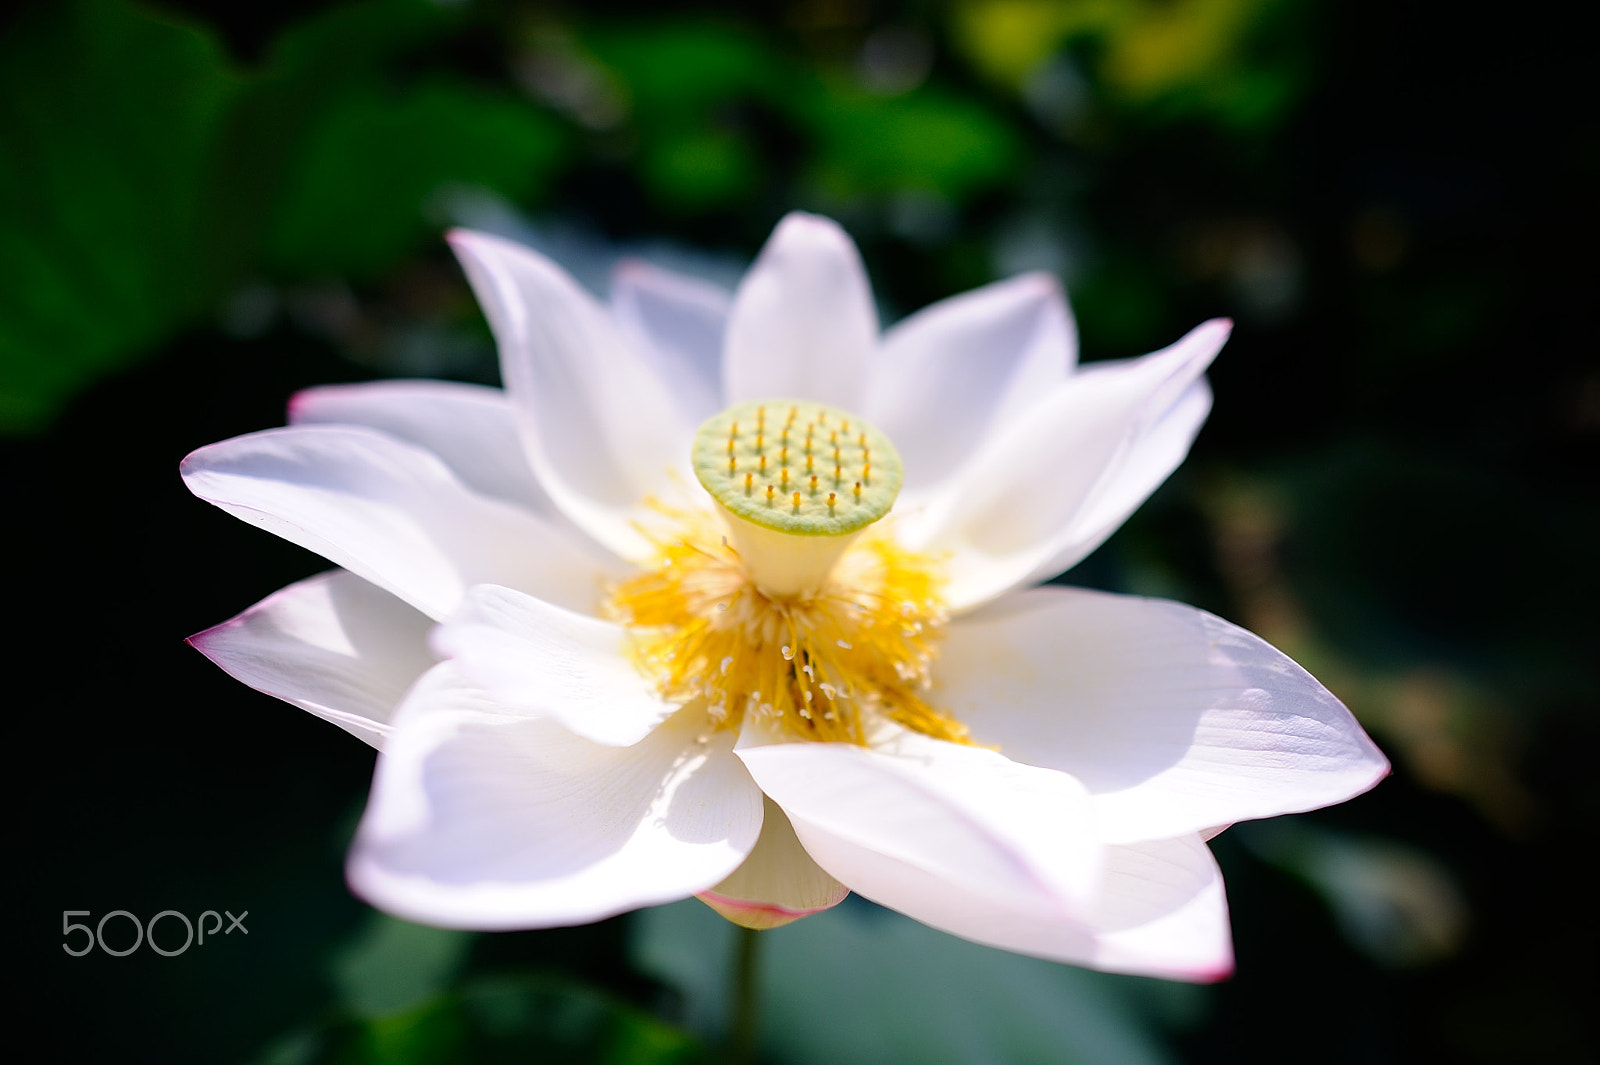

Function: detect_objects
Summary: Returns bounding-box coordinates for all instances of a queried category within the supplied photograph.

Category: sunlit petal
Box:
[348,664,764,929]
[433,583,676,747]
[938,586,1389,844]
[449,229,692,561]
[699,796,849,929]
[181,424,620,620]
[906,319,1230,610]
[610,257,731,431]
[739,730,1104,919]
[868,272,1075,497]
[723,212,877,410]
[188,570,433,749]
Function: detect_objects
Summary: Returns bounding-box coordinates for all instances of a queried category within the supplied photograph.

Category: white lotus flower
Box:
[183,212,1386,981]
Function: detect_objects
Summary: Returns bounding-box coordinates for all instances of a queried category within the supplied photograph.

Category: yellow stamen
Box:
[606,507,969,746]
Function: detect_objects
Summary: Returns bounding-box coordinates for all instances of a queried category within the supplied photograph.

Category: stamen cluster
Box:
[606,514,970,747]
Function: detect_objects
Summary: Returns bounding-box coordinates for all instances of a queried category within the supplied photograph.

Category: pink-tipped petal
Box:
[850,833,1233,982]
[188,570,433,749]
[289,379,566,524]
[181,425,621,621]
[938,585,1390,845]
[699,797,849,930]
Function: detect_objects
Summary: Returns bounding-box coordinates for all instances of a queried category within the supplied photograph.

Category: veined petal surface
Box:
[289,379,563,522]
[867,273,1075,498]
[738,730,1103,921]
[907,319,1231,610]
[850,831,1232,981]
[723,212,877,409]
[448,229,691,561]
[937,586,1389,845]
[181,425,619,620]
[432,583,676,747]
[348,664,764,930]
[188,570,433,749]
[609,258,731,432]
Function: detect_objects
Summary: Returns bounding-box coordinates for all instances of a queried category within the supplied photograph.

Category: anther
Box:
[744,472,753,493]
[792,490,801,508]
[809,474,818,492]
[827,491,836,509]
[780,446,788,463]
[759,455,767,473]
[766,484,775,503]
[863,462,871,484]
[756,433,763,451]
[854,481,862,500]
[728,455,736,472]
[780,468,789,487]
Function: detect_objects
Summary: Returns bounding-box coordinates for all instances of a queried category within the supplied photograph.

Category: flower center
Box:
[605,399,970,746]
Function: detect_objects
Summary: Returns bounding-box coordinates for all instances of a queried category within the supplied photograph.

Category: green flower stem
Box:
[727,925,762,1065]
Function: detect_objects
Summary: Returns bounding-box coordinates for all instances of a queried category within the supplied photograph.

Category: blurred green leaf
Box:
[634,898,1193,1065]
[584,22,777,211]
[797,81,1025,201]
[255,972,705,1065]
[330,913,476,1020]
[265,79,567,278]
[0,0,238,433]
[590,22,777,120]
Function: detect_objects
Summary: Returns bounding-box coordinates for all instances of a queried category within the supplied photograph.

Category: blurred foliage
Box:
[951,0,1309,129]
[9,0,1597,1062]
[636,898,1199,1065]
[259,972,706,1065]
[0,0,237,431]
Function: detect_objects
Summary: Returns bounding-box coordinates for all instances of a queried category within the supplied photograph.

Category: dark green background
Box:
[7,0,1596,1061]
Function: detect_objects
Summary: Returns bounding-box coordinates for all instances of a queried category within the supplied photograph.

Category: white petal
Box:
[829,830,1231,981]
[609,258,731,431]
[937,586,1390,844]
[1089,836,1233,980]
[868,273,1075,496]
[907,319,1231,610]
[348,664,763,930]
[723,213,878,410]
[448,229,690,561]
[289,379,561,521]
[699,796,849,930]
[181,425,620,621]
[188,570,433,748]
[431,583,675,747]
[1032,377,1212,580]
[738,731,1103,922]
